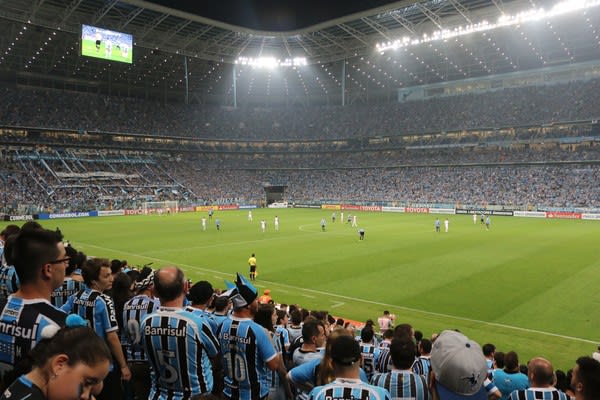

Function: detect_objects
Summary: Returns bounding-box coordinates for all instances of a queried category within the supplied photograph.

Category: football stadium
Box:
[1,1,600,399]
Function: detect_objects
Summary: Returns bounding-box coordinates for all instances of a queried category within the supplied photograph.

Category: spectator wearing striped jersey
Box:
[187,280,218,334]
[51,246,86,308]
[413,338,433,382]
[571,356,600,400]
[141,266,220,400]
[122,267,160,400]
[217,273,280,400]
[308,335,391,400]
[371,337,431,400]
[482,343,496,378]
[254,303,292,400]
[375,323,414,373]
[0,228,21,305]
[61,257,131,400]
[0,228,67,388]
[358,325,380,381]
[430,330,499,400]
[507,357,570,400]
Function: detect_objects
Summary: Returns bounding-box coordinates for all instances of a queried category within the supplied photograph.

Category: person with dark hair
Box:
[379,329,394,349]
[508,357,569,400]
[377,311,395,334]
[275,309,291,354]
[0,232,21,304]
[413,338,432,381]
[50,245,86,308]
[187,280,218,333]
[0,225,19,265]
[358,325,379,381]
[492,351,528,400]
[142,266,219,400]
[293,319,326,367]
[254,304,292,400]
[308,335,391,400]
[61,258,131,399]
[571,356,600,400]
[0,325,111,400]
[0,228,67,385]
[375,323,414,373]
[212,294,231,329]
[287,309,303,343]
[217,273,280,400]
[121,267,159,400]
[494,351,505,371]
[371,337,431,400]
[483,343,496,378]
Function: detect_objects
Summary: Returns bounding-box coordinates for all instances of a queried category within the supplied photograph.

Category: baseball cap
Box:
[330,335,361,366]
[431,330,488,400]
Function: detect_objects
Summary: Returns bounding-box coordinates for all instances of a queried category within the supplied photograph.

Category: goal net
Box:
[141,200,179,215]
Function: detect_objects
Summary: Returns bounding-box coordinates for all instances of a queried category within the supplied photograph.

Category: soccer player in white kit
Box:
[274,216,279,231]
[201,217,207,231]
[248,210,253,222]
[444,218,449,233]
[352,215,358,227]
[260,219,266,233]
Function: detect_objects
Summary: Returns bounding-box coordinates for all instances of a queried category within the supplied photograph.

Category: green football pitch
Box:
[3,209,599,369]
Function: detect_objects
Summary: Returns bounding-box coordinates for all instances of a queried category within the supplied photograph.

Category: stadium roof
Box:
[1,0,599,101]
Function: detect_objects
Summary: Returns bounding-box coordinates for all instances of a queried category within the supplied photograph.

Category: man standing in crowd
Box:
[187,280,218,333]
[492,351,528,400]
[508,357,570,400]
[122,268,160,400]
[248,253,257,281]
[142,267,219,400]
[571,356,600,400]
[62,257,132,400]
[371,337,431,400]
[0,228,67,385]
[292,319,326,367]
[309,335,391,400]
[217,273,279,400]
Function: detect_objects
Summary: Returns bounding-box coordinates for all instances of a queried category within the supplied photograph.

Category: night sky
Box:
[146,0,399,31]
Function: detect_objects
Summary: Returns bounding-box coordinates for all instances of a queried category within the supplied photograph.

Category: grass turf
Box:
[3,209,599,370]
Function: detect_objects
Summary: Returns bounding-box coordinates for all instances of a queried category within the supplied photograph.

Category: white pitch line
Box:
[331,302,345,308]
[77,241,598,344]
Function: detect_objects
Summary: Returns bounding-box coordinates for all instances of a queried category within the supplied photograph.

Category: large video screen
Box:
[81,24,133,64]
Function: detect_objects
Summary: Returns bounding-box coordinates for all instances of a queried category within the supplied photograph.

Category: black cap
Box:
[188,281,214,304]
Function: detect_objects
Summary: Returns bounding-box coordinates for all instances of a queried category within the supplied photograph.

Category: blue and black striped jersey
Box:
[122,294,160,362]
[142,306,219,400]
[51,278,86,308]
[0,266,19,305]
[371,370,431,400]
[359,342,380,381]
[309,378,391,400]
[61,288,118,339]
[0,296,66,376]
[508,389,570,400]
[218,316,278,400]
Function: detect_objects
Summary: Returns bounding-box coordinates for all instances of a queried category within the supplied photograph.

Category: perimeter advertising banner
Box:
[321,204,341,210]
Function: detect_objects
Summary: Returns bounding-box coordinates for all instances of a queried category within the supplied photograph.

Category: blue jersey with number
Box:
[309,378,391,400]
[61,288,117,339]
[218,316,277,400]
[122,294,160,362]
[371,370,431,400]
[142,306,219,400]
[359,342,380,381]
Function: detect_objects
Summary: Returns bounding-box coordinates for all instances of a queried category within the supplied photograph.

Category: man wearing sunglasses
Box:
[0,227,68,389]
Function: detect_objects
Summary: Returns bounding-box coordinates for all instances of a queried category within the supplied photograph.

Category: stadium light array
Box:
[235,56,307,68]
[376,0,600,53]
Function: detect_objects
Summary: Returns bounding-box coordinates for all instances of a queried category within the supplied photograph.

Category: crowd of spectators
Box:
[1,146,599,213]
[1,224,599,400]
[2,78,600,140]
